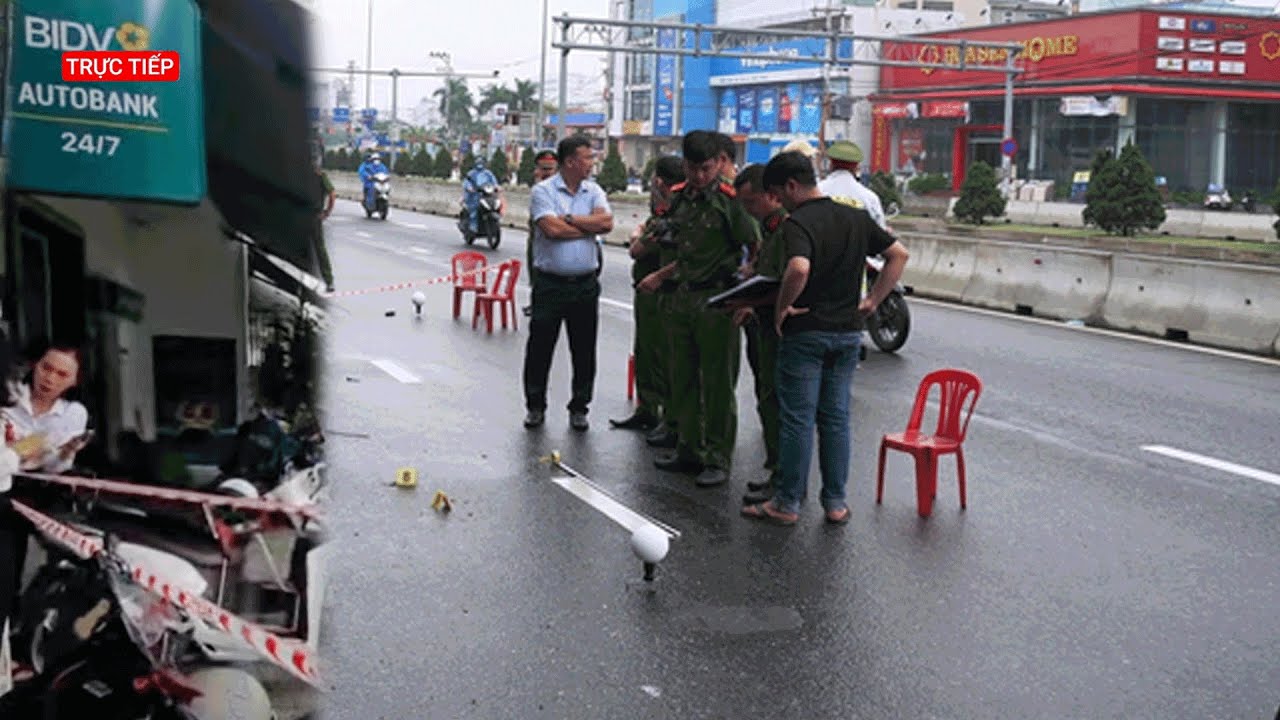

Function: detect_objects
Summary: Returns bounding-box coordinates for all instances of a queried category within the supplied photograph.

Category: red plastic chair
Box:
[473,260,522,333]
[876,369,983,518]
[626,354,636,401]
[451,251,488,319]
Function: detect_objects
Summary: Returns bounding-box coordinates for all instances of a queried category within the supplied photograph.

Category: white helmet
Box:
[182,666,275,720]
[216,478,260,498]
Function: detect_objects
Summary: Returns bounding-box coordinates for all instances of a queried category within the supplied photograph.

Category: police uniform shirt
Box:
[819,170,887,229]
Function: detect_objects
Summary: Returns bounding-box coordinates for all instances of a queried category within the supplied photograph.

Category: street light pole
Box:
[364,0,374,110]
[538,0,549,147]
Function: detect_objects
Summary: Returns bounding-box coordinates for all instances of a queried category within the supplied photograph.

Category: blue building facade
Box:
[618,0,844,166]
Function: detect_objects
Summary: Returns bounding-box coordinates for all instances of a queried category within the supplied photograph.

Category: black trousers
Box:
[522,273,601,414]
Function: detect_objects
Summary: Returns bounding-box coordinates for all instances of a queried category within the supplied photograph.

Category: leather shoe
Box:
[609,412,657,430]
[524,410,545,428]
[696,467,729,487]
[654,454,703,474]
[570,412,589,431]
[646,431,677,449]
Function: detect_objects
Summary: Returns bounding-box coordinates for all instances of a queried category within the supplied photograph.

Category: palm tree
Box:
[433,77,474,136]
[511,79,539,112]
[477,84,515,117]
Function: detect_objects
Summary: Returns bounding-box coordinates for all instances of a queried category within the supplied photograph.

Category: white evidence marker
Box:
[1141,445,1280,487]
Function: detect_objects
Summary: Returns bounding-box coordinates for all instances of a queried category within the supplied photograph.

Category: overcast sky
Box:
[306,0,613,123]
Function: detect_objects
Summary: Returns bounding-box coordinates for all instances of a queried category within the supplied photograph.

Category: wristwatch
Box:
[563,213,574,226]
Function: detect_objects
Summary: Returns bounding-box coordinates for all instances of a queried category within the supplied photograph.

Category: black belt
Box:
[539,271,596,283]
[681,277,733,293]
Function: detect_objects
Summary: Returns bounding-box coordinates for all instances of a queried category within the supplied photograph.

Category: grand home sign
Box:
[917,34,1079,74]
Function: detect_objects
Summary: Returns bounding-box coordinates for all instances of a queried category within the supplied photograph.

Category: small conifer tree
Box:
[597,139,628,194]
[952,161,1005,224]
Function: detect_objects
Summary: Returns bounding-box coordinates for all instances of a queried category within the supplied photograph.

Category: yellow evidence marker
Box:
[394,467,418,488]
[431,491,452,513]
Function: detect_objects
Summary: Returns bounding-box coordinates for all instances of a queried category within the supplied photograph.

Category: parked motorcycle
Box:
[864,255,911,354]
[0,524,274,719]
[1241,190,1257,214]
[459,184,502,250]
[1203,184,1233,211]
[362,172,391,220]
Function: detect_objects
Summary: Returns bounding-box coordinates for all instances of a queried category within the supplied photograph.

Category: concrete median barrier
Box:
[1100,255,1280,354]
[899,233,978,302]
[959,241,1112,322]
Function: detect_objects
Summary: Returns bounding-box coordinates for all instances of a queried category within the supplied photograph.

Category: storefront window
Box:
[1035,105,1117,193]
[1225,102,1280,194]
[628,90,652,122]
[1135,99,1213,193]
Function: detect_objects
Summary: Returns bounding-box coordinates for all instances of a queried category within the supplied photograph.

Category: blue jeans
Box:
[772,331,861,515]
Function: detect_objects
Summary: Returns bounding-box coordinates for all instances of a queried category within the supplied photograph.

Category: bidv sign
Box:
[24,15,152,52]
[6,0,205,204]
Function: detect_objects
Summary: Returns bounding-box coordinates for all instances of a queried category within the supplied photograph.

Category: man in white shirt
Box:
[818,141,887,230]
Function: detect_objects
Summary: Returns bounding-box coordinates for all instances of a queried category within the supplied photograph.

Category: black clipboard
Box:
[705,275,780,309]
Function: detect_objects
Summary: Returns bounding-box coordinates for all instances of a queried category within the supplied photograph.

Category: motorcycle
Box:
[0,522,275,719]
[362,172,391,220]
[1241,190,1257,214]
[1203,184,1233,211]
[864,255,911,354]
[459,184,502,250]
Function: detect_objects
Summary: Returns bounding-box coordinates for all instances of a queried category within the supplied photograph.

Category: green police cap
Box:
[827,140,864,163]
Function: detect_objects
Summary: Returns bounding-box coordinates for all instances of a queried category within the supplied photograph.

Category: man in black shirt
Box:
[741,151,909,526]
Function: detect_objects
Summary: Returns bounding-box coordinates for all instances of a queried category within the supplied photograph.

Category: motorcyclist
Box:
[357,152,389,209]
[462,157,503,233]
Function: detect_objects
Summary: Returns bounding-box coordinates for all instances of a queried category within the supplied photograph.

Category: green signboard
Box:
[4,0,206,204]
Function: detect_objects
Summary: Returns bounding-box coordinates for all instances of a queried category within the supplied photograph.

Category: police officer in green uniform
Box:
[610,156,685,431]
[727,164,789,504]
[637,131,760,487]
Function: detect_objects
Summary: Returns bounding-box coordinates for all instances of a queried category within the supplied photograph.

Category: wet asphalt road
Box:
[315,199,1280,720]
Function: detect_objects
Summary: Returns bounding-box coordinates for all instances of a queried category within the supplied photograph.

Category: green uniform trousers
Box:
[743,310,780,471]
[666,289,741,469]
[633,290,666,418]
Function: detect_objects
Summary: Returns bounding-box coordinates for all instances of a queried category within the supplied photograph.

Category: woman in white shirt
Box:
[4,345,91,474]
[1,343,90,626]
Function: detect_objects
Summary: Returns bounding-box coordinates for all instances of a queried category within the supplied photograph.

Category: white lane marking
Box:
[369,358,422,384]
[550,474,676,537]
[399,222,428,230]
[910,297,1280,368]
[355,230,372,238]
[409,246,430,254]
[600,297,633,311]
[1141,445,1280,487]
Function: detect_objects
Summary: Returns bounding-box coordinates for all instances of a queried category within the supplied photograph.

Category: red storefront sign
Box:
[870,114,892,173]
[873,102,915,118]
[921,101,968,118]
[879,9,1280,91]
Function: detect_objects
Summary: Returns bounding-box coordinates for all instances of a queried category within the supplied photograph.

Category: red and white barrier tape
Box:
[10,501,323,689]
[18,472,321,521]
[321,259,515,299]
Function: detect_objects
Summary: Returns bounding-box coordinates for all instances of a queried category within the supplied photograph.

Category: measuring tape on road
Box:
[18,472,321,522]
[321,259,516,299]
[10,500,324,689]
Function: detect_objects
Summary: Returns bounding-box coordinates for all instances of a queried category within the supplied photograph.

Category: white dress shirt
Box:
[2,381,89,475]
